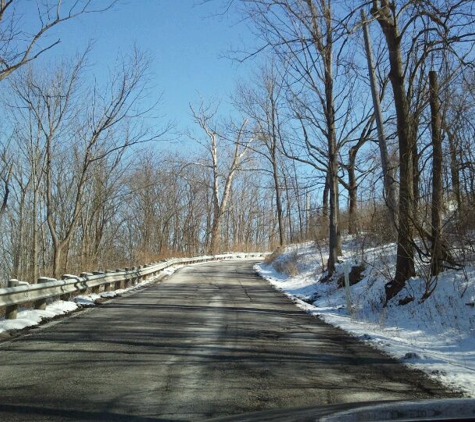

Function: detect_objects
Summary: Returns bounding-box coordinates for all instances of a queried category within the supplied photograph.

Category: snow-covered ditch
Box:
[255,239,475,397]
[0,266,179,335]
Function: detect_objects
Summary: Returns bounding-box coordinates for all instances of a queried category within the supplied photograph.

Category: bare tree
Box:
[234,62,288,246]
[190,102,253,255]
[371,0,416,302]
[361,9,397,228]
[8,48,166,278]
[0,0,117,224]
[237,0,345,273]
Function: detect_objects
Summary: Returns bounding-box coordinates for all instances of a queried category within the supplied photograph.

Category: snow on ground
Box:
[0,301,79,333]
[255,238,475,397]
[0,266,179,335]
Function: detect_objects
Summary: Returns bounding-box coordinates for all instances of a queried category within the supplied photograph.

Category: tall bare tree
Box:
[361,9,397,228]
[190,102,253,255]
[234,63,287,246]
[238,0,346,273]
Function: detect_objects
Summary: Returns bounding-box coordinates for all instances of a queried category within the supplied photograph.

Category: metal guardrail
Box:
[1,253,266,319]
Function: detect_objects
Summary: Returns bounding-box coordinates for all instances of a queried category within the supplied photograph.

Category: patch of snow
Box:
[162,266,179,276]
[73,293,102,307]
[0,300,80,334]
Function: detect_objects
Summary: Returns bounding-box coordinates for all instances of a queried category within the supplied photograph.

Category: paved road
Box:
[0,260,457,421]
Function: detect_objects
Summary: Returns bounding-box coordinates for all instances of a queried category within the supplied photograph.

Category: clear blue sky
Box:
[32,0,257,132]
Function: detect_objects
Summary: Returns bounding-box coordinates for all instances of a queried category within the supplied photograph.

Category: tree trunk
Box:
[283,174,293,243]
[328,162,339,272]
[32,180,39,282]
[446,130,461,209]
[361,9,398,227]
[307,0,340,274]
[305,190,310,239]
[52,243,63,279]
[372,0,415,303]
[271,145,285,246]
[12,191,25,278]
[347,164,358,235]
[292,163,304,241]
[412,140,420,216]
[268,82,285,247]
[429,70,443,277]
[209,212,222,255]
[322,172,329,218]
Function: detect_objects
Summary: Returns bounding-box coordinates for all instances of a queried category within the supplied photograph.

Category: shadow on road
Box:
[0,403,184,422]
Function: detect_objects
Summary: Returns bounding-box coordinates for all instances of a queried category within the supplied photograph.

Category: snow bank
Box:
[256,239,475,397]
[0,300,79,333]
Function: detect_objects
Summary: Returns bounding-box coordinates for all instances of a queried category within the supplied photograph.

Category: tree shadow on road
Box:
[0,403,184,422]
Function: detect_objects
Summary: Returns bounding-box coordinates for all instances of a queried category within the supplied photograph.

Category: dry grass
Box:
[274,258,300,276]
[264,247,283,265]
[265,248,300,277]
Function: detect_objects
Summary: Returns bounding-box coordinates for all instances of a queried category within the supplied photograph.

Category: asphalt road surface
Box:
[0,260,459,421]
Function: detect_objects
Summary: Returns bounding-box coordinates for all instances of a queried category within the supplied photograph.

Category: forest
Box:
[0,0,475,305]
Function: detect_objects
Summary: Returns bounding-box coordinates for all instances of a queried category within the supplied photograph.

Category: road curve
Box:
[0,260,458,421]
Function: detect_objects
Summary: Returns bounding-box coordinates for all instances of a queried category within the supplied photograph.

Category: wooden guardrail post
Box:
[5,279,20,319]
[60,275,73,301]
[136,266,142,284]
[34,277,51,310]
[104,271,113,292]
[124,268,131,288]
[131,267,136,286]
[92,272,104,293]
[115,270,123,290]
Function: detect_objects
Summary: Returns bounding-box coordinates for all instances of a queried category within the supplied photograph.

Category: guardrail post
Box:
[104,271,113,292]
[5,279,20,319]
[92,271,104,293]
[130,267,135,286]
[60,275,72,301]
[60,293,70,301]
[124,267,131,288]
[115,270,123,290]
[136,266,143,284]
[34,277,50,310]
[131,267,138,286]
